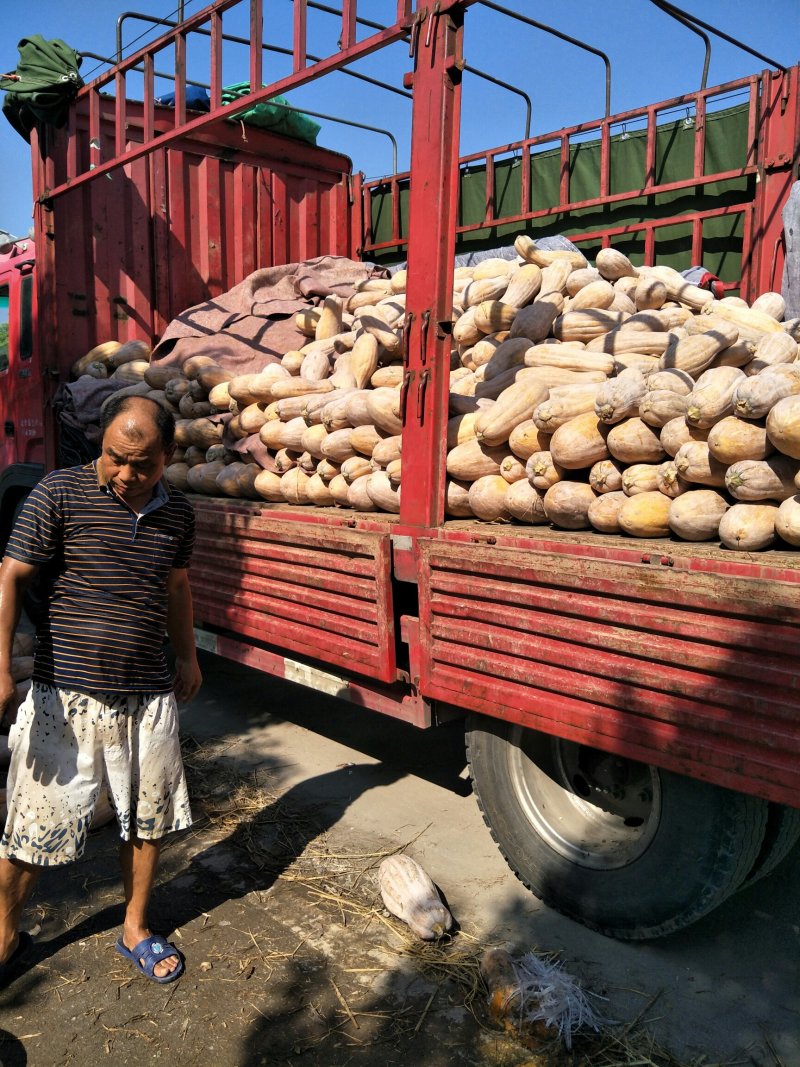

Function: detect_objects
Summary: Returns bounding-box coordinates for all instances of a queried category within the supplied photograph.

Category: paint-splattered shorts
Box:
[0,683,193,867]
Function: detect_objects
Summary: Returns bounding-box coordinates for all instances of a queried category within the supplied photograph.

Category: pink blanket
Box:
[150,256,387,376]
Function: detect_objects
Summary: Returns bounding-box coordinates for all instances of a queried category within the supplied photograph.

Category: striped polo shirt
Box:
[5,462,195,694]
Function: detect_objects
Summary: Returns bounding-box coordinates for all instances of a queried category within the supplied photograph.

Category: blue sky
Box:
[1,0,798,239]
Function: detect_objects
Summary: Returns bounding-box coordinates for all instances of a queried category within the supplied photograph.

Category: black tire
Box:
[739,804,800,889]
[466,715,768,940]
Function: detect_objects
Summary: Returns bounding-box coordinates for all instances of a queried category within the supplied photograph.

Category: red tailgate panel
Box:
[418,536,800,806]
[190,501,397,684]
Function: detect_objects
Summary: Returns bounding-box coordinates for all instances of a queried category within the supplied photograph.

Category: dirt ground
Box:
[0,651,798,1067]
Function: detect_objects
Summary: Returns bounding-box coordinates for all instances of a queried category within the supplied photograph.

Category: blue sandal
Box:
[115,935,184,984]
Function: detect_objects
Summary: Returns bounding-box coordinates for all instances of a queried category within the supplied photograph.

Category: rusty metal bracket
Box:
[425,1,442,50]
[417,368,431,422]
[420,309,431,366]
[400,368,415,424]
[408,8,426,58]
[403,310,415,366]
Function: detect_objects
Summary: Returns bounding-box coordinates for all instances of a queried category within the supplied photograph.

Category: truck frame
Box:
[1,0,799,939]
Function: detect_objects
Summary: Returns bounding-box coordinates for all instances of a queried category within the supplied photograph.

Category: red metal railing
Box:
[362,64,799,300]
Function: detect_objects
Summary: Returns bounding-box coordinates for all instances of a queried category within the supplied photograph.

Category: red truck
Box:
[1,0,799,941]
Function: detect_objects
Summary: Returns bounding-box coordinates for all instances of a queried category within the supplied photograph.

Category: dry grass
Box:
[179,735,747,1067]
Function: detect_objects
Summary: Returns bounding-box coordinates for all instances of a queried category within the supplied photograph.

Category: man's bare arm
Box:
[0,557,39,720]
[165,567,202,704]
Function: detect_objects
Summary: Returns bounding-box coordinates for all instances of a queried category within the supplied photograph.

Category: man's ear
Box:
[165,443,176,463]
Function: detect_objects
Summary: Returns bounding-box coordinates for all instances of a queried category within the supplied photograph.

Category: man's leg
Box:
[0,857,40,963]
[119,836,178,979]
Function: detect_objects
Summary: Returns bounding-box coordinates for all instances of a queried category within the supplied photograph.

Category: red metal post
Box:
[397,5,464,531]
[209,10,223,109]
[250,0,264,92]
[293,0,307,73]
[749,66,800,298]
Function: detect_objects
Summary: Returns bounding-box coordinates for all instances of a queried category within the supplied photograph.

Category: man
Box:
[0,393,202,986]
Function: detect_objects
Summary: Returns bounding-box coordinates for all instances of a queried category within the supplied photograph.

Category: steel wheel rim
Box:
[506,725,662,871]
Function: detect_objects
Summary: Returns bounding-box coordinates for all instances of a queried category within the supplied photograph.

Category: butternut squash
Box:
[349,424,383,458]
[751,291,786,320]
[685,366,745,428]
[446,438,509,481]
[732,364,800,419]
[725,456,800,502]
[596,247,638,281]
[549,412,610,469]
[475,378,549,446]
[658,323,738,377]
[588,458,624,494]
[639,389,688,428]
[606,417,666,464]
[526,451,565,491]
[515,234,587,271]
[718,503,778,551]
[706,416,773,464]
[746,331,797,374]
[532,383,603,432]
[329,474,352,507]
[508,300,562,343]
[543,481,597,529]
[469,476,511,522]
[622,463,662,496]
[618,491,672,537]
[502,263,543,308]
[553,309,626,343]
[504,480,548,524]
[366,471,401,513]
[668,490,729,541]
[523,344,614,376]
[570,279,615,311]
[508,419,552,460]
[588,490,628,533]
[304,472,336,506]
[660,416,708,457]
[347,475,378,512]
[378,855,453,940]
[445,479,474,518]
[500,455,527,483]
[594,369,646,424]
[655,460,688,499]
[766,395,800,459]
[775,495,800,546]
[586,329,672,356]
[674,441,727,487]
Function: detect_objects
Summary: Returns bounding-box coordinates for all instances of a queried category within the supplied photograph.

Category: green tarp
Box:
[222,82,320,145]
[0,34,83,142]
[369,103,752,284]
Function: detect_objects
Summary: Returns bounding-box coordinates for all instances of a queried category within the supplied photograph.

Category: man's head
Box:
[99,395,175,508]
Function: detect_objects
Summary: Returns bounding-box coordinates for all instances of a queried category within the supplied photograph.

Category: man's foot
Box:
[0,931,33,988]
[116,932,184,985]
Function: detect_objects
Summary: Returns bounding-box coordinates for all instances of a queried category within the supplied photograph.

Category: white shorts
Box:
[0,683,192,867]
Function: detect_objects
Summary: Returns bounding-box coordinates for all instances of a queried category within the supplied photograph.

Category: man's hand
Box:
[173,655,202,705]
[0,668,17,724]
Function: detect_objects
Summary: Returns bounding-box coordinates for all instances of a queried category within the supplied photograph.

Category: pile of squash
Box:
[70,238,800,551]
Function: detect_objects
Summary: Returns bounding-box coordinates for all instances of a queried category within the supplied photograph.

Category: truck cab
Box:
[0,236,44,545]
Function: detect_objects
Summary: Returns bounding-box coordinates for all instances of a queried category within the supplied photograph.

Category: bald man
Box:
[0,394,202,986]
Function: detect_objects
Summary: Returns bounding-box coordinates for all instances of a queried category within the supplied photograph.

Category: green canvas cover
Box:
[0,34,83,142]
[369,104,751,287]
[221,82,320,145]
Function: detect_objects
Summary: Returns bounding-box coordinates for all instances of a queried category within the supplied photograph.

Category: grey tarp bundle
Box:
[0,34,83,142]
[781,181,800,319]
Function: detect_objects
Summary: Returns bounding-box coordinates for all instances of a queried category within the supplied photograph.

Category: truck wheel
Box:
[466,715,768,940]
[739,804,800,889]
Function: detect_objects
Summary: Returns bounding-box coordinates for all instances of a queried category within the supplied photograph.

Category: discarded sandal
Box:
[115,935,184,985]
[0,931,33,989]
